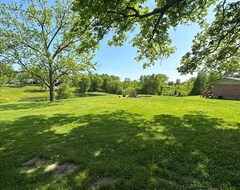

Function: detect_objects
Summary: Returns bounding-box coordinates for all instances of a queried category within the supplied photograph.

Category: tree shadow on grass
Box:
[0,111,240,190]
[0,101,59,111]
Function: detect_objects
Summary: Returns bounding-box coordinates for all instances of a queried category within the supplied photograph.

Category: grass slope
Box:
[0,86,48,103]
[0,86,240,190]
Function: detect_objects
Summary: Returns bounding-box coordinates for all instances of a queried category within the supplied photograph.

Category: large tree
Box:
[139,74,168,95]
[72,0,239,73]
[0,0,100,101]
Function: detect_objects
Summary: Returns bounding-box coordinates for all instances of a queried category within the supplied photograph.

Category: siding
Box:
[213,84,240,99]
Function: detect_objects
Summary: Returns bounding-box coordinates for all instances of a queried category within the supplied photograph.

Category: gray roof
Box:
[224,77,240,81]
[212,77,240,84]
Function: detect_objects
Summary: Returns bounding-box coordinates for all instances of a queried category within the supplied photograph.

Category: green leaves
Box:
[73,0,238,75]
[73,0,215,67]
[178,1,240,75]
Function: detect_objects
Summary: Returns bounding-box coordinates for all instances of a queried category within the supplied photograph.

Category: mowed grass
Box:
[0,86,240,190]
[0,86,49,103]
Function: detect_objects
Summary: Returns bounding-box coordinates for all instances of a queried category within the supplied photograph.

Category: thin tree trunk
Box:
[49,62,54,102]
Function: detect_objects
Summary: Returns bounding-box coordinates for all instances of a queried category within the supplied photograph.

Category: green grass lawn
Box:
[0,85,49,103]
[0,86,240,190]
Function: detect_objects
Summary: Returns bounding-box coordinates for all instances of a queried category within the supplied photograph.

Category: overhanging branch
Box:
[107,0,185,19]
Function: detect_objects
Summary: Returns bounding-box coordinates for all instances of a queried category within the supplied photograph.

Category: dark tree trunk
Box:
[49,84,54,102]
[49,62,54,102]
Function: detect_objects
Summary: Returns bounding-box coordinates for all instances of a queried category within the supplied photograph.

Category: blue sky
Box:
[94,23,201,82]
[94,17,209,82]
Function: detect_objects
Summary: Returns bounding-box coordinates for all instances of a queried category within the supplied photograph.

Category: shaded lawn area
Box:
[0,96,240,190]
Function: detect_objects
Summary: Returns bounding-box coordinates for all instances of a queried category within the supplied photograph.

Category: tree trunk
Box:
[49,83,54,102]
[49,62,54,102]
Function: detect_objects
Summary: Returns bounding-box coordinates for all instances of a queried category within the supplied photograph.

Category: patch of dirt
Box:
[44,162,78,177]
[90,177,116,190]
[20,156,48,173]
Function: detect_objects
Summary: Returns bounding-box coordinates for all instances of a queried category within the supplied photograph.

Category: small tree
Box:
[191,71,208,95]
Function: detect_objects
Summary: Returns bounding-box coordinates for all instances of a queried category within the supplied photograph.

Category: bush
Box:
[122,87,135,96]
[56,83,72,99]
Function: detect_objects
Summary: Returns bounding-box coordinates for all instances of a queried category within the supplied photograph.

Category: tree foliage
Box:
[56,83,72,99]
[72,72,196,97]
[191,71,208,95]
[178,1,240,75]
[73,0,215,68]
[72,0,239,74]
[78,74,91,93]
[0,0,100,101]
[139,74,168,95]
[0,63,15,86]
[89,74,103,92]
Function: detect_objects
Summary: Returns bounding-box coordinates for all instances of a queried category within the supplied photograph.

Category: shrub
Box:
[56,83,72,99]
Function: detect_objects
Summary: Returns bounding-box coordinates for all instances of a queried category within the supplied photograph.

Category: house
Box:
[212,77,240,100]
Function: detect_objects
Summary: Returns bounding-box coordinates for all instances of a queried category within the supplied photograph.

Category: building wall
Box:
[213,84,240,99]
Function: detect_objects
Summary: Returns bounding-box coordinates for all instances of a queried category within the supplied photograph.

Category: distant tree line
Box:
[3,66,240,98]
[68,72,224,97]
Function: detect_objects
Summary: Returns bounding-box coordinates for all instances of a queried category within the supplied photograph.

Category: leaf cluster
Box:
[178,1,240,75]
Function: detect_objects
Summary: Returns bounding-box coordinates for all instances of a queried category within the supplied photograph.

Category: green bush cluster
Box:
[56,83,72,99]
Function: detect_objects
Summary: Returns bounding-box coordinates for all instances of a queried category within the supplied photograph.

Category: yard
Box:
[0,86,240,190]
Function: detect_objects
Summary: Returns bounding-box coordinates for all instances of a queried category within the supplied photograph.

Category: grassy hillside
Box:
[0,86,49,103]
[0,86,240,190]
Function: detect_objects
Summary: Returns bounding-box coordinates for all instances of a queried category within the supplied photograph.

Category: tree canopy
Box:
[178,0,240,75]
[73,0,239,73]
[0,0,100,101]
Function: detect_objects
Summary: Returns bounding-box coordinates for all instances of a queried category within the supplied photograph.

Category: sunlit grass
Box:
[0,86,240,189]
[0,85,48,103]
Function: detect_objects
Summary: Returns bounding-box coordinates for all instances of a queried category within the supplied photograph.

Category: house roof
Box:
[225,77,240,81]
[212,77,240,84]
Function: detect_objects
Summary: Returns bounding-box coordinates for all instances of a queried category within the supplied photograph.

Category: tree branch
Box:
[108,0,185,19]
[22,41,40,53]
[208,20,240,54]
[47,9,69,49]
[52,40,76,60]
[53,70,69,84]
